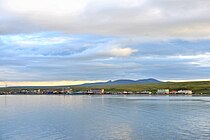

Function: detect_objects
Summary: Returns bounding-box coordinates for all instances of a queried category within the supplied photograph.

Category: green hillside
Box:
[72,81,210,94]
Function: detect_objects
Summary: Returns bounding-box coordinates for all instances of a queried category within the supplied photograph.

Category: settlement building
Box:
[156,89,170,94]
[123,91,128,94]
[177,90,193,95]
[170,90,178,94]
[140,91,152,94]
[88,89,105,94]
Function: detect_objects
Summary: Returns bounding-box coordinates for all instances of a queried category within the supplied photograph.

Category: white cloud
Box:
[72,41,138,59]
[171,53,210,67]
[102,47,137,57]
[2,0,86,16]
[0,34,76,46]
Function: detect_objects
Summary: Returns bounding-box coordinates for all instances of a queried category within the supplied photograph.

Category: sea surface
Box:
[0,95,210,140]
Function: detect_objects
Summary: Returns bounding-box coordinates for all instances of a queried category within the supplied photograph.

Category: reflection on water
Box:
[0,95,210,140]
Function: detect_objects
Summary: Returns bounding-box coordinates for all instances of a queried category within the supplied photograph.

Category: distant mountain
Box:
[4,78,161,88]
[80,78,161,86]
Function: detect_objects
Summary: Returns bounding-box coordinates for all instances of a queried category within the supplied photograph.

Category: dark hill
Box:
[80,78,161,86]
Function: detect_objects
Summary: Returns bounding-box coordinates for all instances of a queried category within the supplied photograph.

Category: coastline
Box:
[1,93,210,96]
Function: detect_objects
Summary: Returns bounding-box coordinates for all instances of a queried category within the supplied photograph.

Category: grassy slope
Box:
[1,81,210,94]
[72,81,210,94]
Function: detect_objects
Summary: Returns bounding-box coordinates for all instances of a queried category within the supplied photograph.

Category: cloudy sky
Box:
[0,0,210,86]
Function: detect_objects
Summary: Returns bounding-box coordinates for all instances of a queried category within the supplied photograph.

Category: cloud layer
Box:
[1,0,210,38]
[0,0,210,84]
[1,32,210,82]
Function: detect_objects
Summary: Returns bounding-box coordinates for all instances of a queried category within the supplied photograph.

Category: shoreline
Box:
[1,94,210,96]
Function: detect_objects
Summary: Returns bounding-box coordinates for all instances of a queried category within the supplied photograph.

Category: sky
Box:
[0,0,210,86]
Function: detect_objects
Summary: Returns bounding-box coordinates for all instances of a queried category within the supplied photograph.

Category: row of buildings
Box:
[0,88,73,95]
[86,89,193,95]
[76,89,193,95]
[156,89,193,95]
[0,88,193,95]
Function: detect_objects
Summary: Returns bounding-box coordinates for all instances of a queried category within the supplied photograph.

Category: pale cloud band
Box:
[0,80,105,87]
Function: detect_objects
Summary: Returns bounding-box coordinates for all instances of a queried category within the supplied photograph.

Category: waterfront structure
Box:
[75,91,85,94]
[65,88,73,94]
[88,89,105,94]
[128,91,133,94]
[177,90,193,95]
[123,91,128,94]
[170,90,178,94]
[140,91,152,94]
[156,89,170,94]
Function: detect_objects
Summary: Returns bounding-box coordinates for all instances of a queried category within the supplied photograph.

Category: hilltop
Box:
[80,78,161,86]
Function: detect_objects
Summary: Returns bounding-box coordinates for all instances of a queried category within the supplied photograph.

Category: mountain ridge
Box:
[80,78,161,86]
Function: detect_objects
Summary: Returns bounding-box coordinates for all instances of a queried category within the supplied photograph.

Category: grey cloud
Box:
[1,32,210,81]
[0,12,42,35]
[0,0,210,38]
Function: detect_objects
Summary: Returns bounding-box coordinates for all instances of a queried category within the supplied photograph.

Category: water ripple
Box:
[0,95,210,140]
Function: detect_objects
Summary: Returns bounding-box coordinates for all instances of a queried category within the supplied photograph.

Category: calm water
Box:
[0,95,210,140]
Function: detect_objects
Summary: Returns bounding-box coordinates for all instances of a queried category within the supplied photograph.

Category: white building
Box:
[89,89,105,94]
[156,89,170,94]
[141,91,152,94]
[177,90,193,95]
[123,91,128,94]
